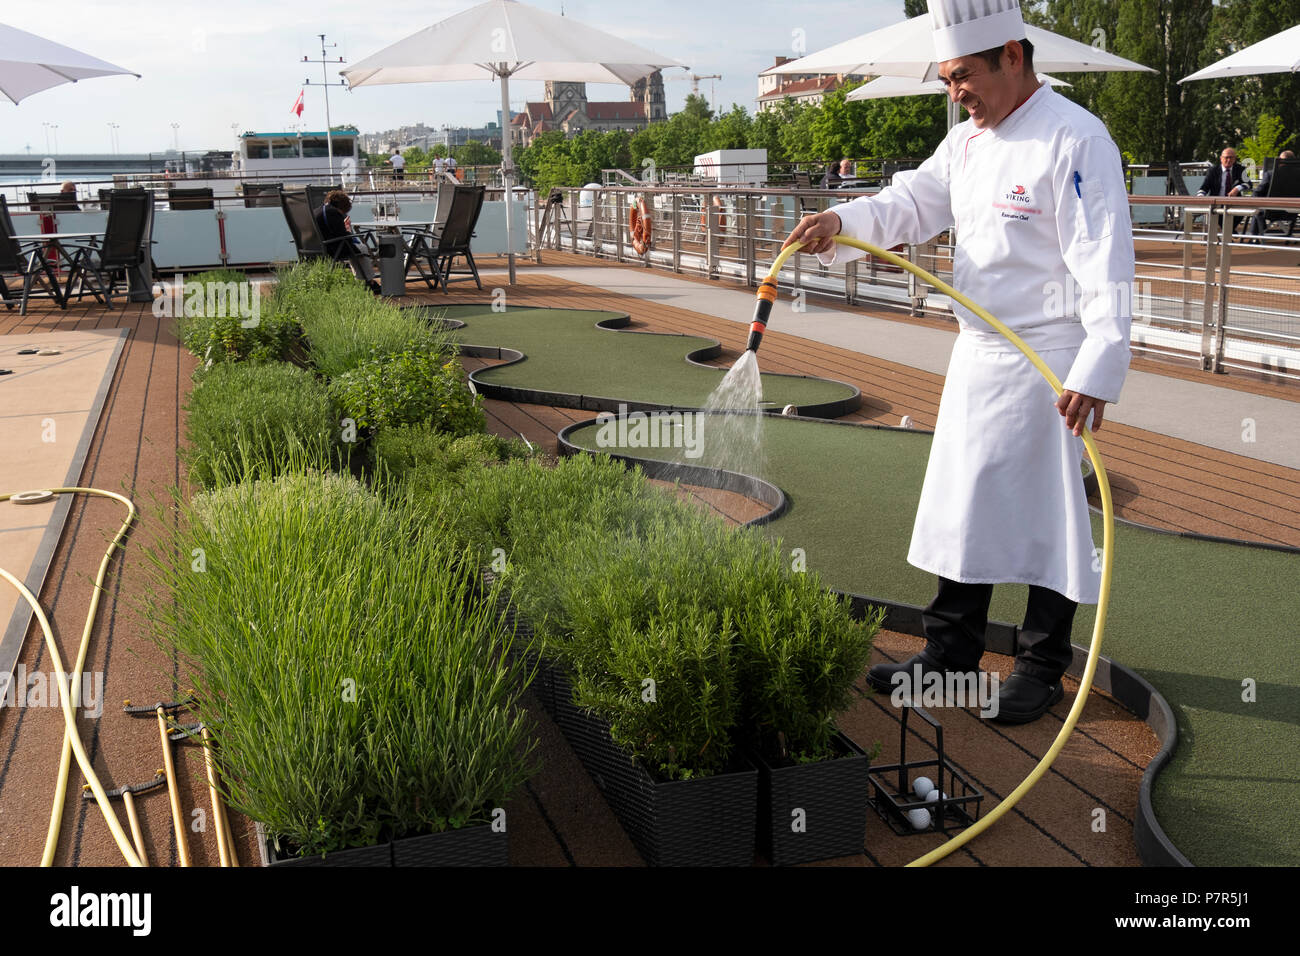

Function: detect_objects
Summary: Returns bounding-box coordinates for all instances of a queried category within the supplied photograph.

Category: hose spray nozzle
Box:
[748,277,778,352]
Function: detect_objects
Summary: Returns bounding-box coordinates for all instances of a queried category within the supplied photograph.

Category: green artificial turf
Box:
[418,304,858,411]
[565,416,1300,867]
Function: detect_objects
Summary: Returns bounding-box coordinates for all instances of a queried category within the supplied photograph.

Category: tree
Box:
[401,145,430,174]
[747,108,788,162]
[454,140,501,166]
[1240,113,1297,167]
[705,105,753,152]
[1029,0,1214,163]
[514,130,566,184]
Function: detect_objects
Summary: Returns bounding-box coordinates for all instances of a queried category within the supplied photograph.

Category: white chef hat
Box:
[928,0,1027,61]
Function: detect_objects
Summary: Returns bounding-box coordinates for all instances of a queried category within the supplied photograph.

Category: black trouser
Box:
[921,576,1077,685]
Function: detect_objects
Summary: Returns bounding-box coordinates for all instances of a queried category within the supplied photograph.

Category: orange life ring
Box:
[700,197,727,233]
[630,198,652,255]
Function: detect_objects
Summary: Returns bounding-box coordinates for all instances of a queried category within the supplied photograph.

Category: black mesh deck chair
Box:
[243,182,283,208]
[280,189,328,259]
[400,180,459,288]
[167,187,214,210]
[306,184,343,215]
[0,196,67,314]
[62,189,153,310]
[1250,158,1300,238]
[405,184,485,293]
[281,189,374,275]
[27,190,79,212]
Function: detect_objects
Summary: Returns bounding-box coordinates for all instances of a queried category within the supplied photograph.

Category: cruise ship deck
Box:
[3,245,1296,868]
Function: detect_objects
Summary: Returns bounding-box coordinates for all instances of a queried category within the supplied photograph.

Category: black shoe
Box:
[866,647,952,696]
[987,672,1064,724]
[367,280,383,296]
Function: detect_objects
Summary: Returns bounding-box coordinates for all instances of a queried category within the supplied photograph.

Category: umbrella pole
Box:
[499,69,517,285]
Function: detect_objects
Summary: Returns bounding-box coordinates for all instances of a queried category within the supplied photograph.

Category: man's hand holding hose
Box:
[782,210,843,257]
[781,211,1107,437]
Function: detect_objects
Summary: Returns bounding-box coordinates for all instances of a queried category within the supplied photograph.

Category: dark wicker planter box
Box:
[391,821,508,867]
[551,669,758,867]
[259,820,505,867]
[752,731,872,866]
[264,834,393,867]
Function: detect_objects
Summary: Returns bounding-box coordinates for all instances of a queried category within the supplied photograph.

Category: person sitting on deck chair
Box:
[1248,150,1297,238]
[56,181,81,211]
[316,190,381,295]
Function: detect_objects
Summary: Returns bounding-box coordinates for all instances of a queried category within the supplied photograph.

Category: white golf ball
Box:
[906,807,932,830]
[912,776,935,799]
[925,790,949,803]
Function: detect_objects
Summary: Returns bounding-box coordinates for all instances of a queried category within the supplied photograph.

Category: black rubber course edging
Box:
[410,303,863,419]
[558,413,1195,868]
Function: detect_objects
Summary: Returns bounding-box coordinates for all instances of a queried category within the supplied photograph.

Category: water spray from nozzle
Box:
[747,277,777,352]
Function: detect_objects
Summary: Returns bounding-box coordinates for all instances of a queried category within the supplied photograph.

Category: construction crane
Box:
[665,73,723,112]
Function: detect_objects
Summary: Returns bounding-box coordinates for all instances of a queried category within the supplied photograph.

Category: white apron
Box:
[822,85,1133,606]
[906,334,1100,604]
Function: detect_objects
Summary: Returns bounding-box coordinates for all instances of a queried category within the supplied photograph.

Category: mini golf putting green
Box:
[414,304,859,415]
[562,414,1300,868]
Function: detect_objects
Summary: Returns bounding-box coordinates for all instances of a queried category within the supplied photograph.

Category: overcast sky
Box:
[4,0,909,155]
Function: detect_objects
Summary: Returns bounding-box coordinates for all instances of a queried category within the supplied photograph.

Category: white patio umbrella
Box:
[1179,23,1300,82]
[0,22,139,105]
[344,0,686,283]
[845,71,1071,127]
[765,15,1155,82]
[846,72,1070,100]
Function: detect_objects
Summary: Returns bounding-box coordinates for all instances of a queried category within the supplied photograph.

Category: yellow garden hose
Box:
[755,239,1115,868]
[1,487,143,867]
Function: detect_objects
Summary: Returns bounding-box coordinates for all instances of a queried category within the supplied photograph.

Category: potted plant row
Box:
[496,473,883,866]
[140,469,536,868]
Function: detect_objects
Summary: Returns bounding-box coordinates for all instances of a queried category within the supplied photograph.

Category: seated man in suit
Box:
[1198,147,1251,198]
[315,190,381,294]
[1197,146,1252,234]
[1249,150,1297,238]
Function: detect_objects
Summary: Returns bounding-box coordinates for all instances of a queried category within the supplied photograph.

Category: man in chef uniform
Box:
[784,0,1133,723]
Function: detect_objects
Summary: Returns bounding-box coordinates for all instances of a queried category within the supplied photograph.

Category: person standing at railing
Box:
[385,148,406,181]
[781,0,1135,724]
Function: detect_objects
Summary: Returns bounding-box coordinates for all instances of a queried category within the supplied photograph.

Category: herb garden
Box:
[147,261,881,865]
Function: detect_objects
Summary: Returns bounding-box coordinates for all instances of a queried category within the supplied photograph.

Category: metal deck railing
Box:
[528,184,1300,382]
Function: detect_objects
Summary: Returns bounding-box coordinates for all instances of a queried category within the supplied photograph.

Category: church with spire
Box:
[511,72,667,147]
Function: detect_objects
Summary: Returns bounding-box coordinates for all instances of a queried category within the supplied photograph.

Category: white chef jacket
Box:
[819,83,1134,603]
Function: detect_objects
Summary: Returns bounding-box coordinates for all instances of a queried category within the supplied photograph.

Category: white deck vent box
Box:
[693,149,768,185]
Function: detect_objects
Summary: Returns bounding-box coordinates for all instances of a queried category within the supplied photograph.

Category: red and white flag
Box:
[291,90,305,117]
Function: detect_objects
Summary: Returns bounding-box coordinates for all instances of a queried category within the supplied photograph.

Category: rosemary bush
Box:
[145,471,537,857]
[719,538,882,761]
[572,602,738,780]
[473,464,880,775]
[182,361,340,489]
[329,348,485,437]
[175,269,300,366]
